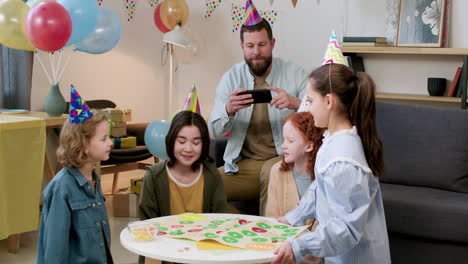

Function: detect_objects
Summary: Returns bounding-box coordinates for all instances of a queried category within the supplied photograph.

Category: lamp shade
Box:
[162,25,188,47]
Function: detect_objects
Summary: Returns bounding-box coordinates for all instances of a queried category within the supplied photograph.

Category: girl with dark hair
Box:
[272,64,390,264]
[265,112,324,218]
[139,110,227,220]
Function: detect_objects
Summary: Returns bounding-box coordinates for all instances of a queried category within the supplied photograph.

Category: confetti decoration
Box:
[205,0,222,18]
[97,0,104,6]
[124,0,137,22]
[231,3,278,32]
[147,0,160,8]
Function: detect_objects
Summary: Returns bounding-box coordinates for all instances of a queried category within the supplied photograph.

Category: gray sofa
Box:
[377,102,468,264]
[209,102,468,263]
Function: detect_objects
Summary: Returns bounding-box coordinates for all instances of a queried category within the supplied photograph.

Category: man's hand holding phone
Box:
[225,88,254,116]
[267,86,301,110]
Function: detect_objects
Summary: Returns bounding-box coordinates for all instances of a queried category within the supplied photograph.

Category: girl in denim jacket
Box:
[37,86,114,264]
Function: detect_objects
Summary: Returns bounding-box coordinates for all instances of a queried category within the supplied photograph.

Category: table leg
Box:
[44,127,56,184]
[7,234,21,254]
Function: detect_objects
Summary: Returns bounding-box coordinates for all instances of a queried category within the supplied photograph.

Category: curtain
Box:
[0,45,34,110]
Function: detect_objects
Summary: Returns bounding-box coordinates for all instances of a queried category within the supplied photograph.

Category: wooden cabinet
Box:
[342,47,468,109]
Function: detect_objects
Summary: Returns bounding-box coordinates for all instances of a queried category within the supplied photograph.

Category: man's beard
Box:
[245,55,272,77]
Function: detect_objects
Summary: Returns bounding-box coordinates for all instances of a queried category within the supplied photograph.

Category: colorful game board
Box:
[155,213,309,251]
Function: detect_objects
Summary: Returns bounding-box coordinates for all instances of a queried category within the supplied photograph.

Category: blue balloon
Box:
[57,0,97,46]
[74,8,121,54]
[144,120,170,160]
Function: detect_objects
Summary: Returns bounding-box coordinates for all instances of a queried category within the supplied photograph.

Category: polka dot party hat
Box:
[244,0,262,26]
[69,85,93,124]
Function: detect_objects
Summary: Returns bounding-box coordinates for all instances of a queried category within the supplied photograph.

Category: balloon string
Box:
[55,50,63,83]
[57,50,75,82]
[49,53,56,84]
[34,52,52,85]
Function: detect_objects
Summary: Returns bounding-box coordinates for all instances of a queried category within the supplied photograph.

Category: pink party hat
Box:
[69,85,93,124]
[321,30,346,65]
[244,0,262,26]
[182,84,201,114]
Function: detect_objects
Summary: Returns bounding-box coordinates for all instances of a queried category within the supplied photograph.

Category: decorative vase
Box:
[427,78,446,96]
[44,83,66,116]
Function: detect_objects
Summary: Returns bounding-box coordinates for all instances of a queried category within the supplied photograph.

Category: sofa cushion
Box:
[376,102,468,193]
[381,183,468,243]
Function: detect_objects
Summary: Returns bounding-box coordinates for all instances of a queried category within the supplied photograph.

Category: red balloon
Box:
[25,1,72,52]
[154,3,170,33]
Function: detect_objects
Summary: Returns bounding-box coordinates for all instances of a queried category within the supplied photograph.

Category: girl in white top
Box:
[272,63,391,264]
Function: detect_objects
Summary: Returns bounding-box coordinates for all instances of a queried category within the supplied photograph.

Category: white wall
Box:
[31,0,468,123]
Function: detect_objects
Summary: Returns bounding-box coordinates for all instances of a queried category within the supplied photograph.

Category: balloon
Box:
[153,3,170,33]
[26,0,52,8]
[75,8,121,54]
[0,0,35,51]
[159,0,189,30]
[144,120,170,159]
[174,26,205,64]
[25,1,71,52]
[57,0,97,46]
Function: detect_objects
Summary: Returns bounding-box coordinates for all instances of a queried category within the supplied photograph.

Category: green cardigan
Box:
[139,160,227,220]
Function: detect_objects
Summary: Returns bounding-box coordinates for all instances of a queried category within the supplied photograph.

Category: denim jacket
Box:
[208,57,308,173]
[37,167,112,264]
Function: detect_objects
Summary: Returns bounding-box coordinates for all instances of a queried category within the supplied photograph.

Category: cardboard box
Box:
[113,190,139,217]
[111,126,126,137]
[130,178,143,195]
[104,108,132,123]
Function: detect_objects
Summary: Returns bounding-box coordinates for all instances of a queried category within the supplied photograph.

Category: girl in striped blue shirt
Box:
[272,63,390,264]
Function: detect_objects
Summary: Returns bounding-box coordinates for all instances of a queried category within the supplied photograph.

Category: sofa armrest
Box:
[209,138,227,168]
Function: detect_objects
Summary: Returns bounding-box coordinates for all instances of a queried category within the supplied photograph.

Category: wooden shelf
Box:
[377,93,464,102]
[342,47,468,55]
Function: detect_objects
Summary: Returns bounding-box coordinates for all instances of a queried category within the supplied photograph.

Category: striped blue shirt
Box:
[285,127,390,264]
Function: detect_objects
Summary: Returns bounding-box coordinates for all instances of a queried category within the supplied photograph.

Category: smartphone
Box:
[238,89,272,104]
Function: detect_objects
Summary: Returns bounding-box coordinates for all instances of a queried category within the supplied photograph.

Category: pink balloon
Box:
[154,3,170,33]
[26,1,72,52]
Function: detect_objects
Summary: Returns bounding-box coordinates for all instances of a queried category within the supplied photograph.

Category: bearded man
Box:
[208,7,308,216]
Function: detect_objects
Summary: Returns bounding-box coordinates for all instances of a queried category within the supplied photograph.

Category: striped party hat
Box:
[182,84,201,114]
[244,0,262,26]
[321,30,346,65]
[69,85,93,124]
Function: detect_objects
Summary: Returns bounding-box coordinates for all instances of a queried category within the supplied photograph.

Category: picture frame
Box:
[396,0,447,47]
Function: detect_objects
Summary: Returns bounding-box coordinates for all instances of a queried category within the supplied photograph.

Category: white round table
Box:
[120,213,279,264]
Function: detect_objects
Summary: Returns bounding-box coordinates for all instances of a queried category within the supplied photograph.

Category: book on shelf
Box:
[342,36,386,43]
[447,67,462,97]
[341,42,387,47]
[455,63,466,97]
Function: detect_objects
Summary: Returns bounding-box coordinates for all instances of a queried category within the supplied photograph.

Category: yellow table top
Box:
[0,111,67,128]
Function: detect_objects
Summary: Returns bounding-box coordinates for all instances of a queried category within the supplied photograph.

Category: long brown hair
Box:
[308,63,384,177]
[279,112,325,181]
[57,111,109,168]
